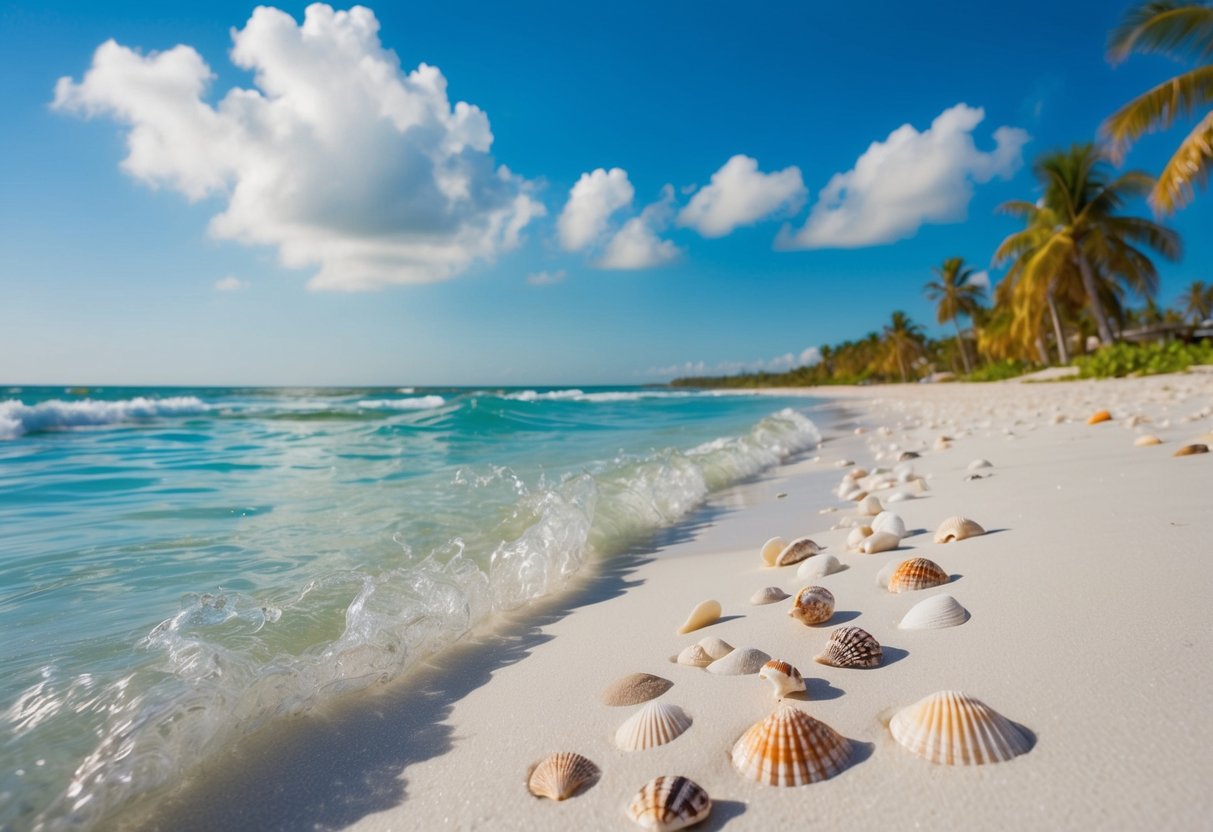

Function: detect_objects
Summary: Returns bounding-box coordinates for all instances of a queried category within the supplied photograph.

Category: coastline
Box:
[125,376,1212,831]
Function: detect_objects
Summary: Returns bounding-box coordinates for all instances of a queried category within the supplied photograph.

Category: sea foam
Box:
[0,397,209,440]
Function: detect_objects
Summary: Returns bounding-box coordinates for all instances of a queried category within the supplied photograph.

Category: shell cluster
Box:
[889,690,1030,766]
[625,776,711,831]
[788,585,835,625]
[731,705,853,786]
[527,752,600,801]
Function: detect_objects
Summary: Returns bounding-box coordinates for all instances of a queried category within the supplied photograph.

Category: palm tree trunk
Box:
[952,319,972,374]
[1045,289,1070,365]
[1074,251,1115,346]
[897,349,908,383]
[1034,336,1049,365]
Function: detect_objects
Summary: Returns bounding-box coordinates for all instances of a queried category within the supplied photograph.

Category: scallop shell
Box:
[675,644,713,668]
[889,690,1030,765]
[813,626,882,668]
[861,530,900,554]
[731,704,853,786]
[887,558,949,593]
[758,659,806,699]
[845,525,872,550]
[933,516,985,543]
[760,536,788,566]
[899,594,969,629]
[527,752,600,801]
[1088,410,1112,424]
[788,586,835,625]
[856,495,883,516]
[1174,443,1209,457]
[602,673,674,706]
[774,537,821,567]
[1134,434,1162,447]
[871,511,906,539]
[750,586,789,605]
[797,553,842,580]
[614,702,692,751]
[697,637,734,660]
[967,458,992,470]
[625,775,711,831]
[676,599,721,635]
[706,647,770,676]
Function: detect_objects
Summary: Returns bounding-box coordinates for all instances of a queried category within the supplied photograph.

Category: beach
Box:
[122,373,1213,832]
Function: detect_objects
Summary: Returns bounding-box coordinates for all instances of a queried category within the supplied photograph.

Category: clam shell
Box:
[1088,409,1112,424]
[676,599,721,635]
[774,537,821,567]
[625,775,711,831]
[889,690,1030,765]
[788,586,835,625]
[1174,443,1209,457]
[845,525,872,550]
[861,530,900,554]
[967,458,992,470]
[1134,434,1162,447]
[871,511,906,539]
[887,558,949,593]
[697,637,734,660]
[933,516,985,543]
[760,536,788,566]
[750,586,789,605]
[899,594,969,629]
[797,553,842,580]
[758,659,806,699]
[615,702,692,751]
[527,752,600,801]
[602,673,674,706]
[813,626,882,668]
[856,495,883,516]
[731,704,853,786]
[706,647,771,676]
[676,644,713,668]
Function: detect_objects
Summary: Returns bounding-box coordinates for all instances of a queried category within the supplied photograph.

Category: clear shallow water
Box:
[0,385,820,830]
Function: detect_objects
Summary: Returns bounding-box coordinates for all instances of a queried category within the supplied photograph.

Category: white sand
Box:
[130,375,1213,831]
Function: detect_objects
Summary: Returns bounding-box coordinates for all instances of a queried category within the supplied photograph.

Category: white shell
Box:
[887,491,912,503]
[625,776,711,831]
[706,647,771,676]
[758,659,806,699]
[889,690,1030,765]
[696,637,734,660]
[861,530,900,554]
[1134,434,1162,447]
[676,644,713,667]
[760,536,788,566]
[933,517,985,544]
[797,554,842,580]
[856,495,883,516]
[750,586,789,605]
[871,511,906,539]
[899,594,970,629]
[614,702,692,751]
[676,599,721,634]
[967,458,992,470]
[845,526,872,550]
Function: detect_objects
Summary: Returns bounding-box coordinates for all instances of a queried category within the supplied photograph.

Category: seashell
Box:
[861,530,900,554]
[876,560,897,588]
[676,644,714,668]
[842,486,867,502]
[887,558,950,593]
[934,437,951,450]
[889,690,1031,766]
[731,704,853,786]
[1174,443,1209,457]
[706,647,771,676]
[836,457,856,466]
[844,467,868,480]
[527,752,600,801]
[697,637,733,660]
[856,495,883,516]
[760,536,788,566]
[602,673,674,706]
[758,659,806,699]
[676,599,721,634]
[625,775,711,831]
[871,511,906,539]
[788,586,835,625]
[967,458,992,470]
[846,525,873,550]
[814,626,882,668]
[774,537,821,567]
[1087,410,1112,425]
[899,594,969,629]
[887,491,912,503]
[797,553,842,580]
[1134,434,1162,447]
[913,477,930,493]
[897,450,920,461]
[933,516,985,543]
[750,586,789,605]
[615,702,692,751]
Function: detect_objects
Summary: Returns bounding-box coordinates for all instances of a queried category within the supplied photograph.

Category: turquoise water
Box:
[0,385,820,830]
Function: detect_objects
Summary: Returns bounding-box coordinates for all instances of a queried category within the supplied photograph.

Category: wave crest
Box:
[0,397,209,440]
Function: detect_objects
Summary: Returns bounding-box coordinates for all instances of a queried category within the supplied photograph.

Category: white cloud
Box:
[778,104,1029,250]
[214,275,248,291]
[647,346,820,379]
[969,269,991,290]
[526,269,566,286]
[677,154,806,237]
[556,168,634,251]
[597,186,680,270]
[53,4,543,291]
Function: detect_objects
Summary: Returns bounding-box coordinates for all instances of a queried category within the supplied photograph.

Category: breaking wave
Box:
[0,397,209,440]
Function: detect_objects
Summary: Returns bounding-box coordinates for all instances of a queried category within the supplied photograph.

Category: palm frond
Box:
[1108,3,1213,65]
[1102,65,1213,157]
[1102,215,1184,260]
[1150,110,1213,211]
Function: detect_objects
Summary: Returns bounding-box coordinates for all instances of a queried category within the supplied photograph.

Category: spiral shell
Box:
[774,537,821,567]
[758,659,806,699]
[750,586,790,605]
[625,775,711,831]
[887,558,949,593]
[760,536,788,566]
[676,599,721,635]
[788,585,835,625]
[813,626,882,668]
[614,702,692,751]
[1174,443,1209,457]
[731,704,853,786]
[889,690,1031,766]
[933,516,985,543]
[898,594,969,629]
[527,752,600,800]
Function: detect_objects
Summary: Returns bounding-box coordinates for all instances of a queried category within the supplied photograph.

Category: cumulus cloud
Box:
[53,4,543,291]
[648,346,821,379]
[526,269,566,286]
[677,155,806,237]
[214,275,248,291]
[556,168,634,251]
[969,269,991,290]
[597,186,681,270]
[779,104,1029,250]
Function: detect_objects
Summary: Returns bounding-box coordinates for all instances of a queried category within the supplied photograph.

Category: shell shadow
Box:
[1012,721,1038,753]
[879,646,909,667]
[846,739,876,770]
[825,609,862,625]
[804,677,846,700]
[948,574,964,584]
[902,528,930,539]
[711,615,746,626]
[700,799,747,830]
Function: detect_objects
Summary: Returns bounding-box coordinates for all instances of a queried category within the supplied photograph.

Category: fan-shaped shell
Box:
[676,599,721,635]
[1174,443,1209,457]
[625,776,711,831]
[750,586,789,605]
[706,647,770,676]
[614,702,692,751]
[845,525,872,550]
[861,530,900,554]
[856,495,883,516]
[887,558,949,593]
[1134,434,1162,447]
[871,511,906,539]
[814,626,882,668]
[788,586,835,625]
[697,637,733,660]
[1088,410,1112,425]
[676,644,713,668]
[760,536,788,566]
[889,690,1031,765]
[602,673,674,706]
[731,705,853,786]
[758,659,805,699]
[899,594,969,629]
[775,537,821,567]
[527,752,600,801]
[797,553,842,580]
[933,516,985,543]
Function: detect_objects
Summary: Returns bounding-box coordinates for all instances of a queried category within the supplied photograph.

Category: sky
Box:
[1,0,1210,386]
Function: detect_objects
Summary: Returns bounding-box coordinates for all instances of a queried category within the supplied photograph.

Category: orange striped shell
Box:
[731,705,852,786]
[887,558,949,593]
[527,752,600,800]
[889,690,1031,766]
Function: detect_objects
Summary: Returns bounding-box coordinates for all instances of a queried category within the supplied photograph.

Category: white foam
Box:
[356,395,446,410]
[0,397,209,440]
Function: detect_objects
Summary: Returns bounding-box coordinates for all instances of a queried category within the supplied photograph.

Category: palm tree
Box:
[881,311,925,382]
[1181,279,1213,322]
[925,257,986,374]
[1104,2,1213,213]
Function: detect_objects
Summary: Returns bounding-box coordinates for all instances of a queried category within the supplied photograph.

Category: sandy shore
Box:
[131,374,1213,832]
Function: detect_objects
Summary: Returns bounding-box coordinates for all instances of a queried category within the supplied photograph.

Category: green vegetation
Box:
[1074,340,1213,378]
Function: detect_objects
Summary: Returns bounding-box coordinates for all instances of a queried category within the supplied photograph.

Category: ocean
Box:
[0,385,821,829]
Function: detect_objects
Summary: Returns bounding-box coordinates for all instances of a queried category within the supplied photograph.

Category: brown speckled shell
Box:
[788,586,835,625]
[814,626,882,668]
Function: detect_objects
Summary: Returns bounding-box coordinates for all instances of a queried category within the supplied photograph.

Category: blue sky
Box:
[1,0,1210,385]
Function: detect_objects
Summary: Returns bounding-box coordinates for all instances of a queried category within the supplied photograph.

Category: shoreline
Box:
[124,376,1211,831]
